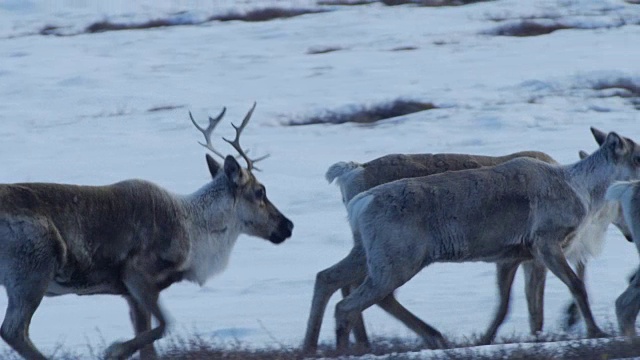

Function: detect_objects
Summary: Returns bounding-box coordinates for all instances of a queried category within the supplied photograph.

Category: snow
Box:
[0,0,639,357]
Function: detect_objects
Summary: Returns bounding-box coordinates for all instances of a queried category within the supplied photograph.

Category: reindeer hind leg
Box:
[303,245,368,353]
[0,218,59,360]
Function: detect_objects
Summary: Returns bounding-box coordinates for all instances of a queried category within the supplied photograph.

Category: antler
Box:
[189,107,227,160]
[223,102,270,171]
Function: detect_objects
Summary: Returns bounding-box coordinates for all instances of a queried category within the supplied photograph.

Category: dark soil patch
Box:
[318,0,377,5]
[488,20,573,37]
[85,18,187,34]
[286,99,437,126]
[591,77,640,109]
[307,46,344,54]
[209,7,327,22]
[147,105,186,112]
[381,0,493,6]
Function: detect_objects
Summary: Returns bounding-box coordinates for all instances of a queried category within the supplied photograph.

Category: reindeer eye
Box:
[255,187,265,200]
[634,156,640,166]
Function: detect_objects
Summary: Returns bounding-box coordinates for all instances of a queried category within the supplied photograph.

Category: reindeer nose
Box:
[284,218,294,233]
[279,218,294,239]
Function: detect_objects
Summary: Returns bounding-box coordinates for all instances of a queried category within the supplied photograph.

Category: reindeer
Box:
[603,180,640,336]
[303,150,559,352]
[0,103,293,360]
[323,128,640,351]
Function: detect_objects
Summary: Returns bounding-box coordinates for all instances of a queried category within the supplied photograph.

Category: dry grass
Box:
[285,99,437,126]
[5,329,640,360]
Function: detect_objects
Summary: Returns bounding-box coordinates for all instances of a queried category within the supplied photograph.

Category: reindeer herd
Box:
[1,105,640,359]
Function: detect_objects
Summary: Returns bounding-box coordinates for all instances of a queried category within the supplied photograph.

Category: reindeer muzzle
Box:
[269,217,294,244]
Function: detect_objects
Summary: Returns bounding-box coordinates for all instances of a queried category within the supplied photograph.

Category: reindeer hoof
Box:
[562,302,580,330]
[425,335,449,349]
[477,335,493,346]
[588,329,609,339]
[104,341,129,360]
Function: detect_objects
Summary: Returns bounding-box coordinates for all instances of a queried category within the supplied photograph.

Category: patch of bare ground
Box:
[318,0,377,5]
[85,18,184,34]
[590,77,640,110]
[390,45,418,51]
[37,7,327,36]
[208,8,327,22]
[381,0,493,6]
[147,105,186,113]
[285,99,437,126]
[307,46,344,54]
[487,20,573,37]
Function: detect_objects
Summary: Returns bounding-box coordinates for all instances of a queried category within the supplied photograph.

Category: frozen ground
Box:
[0,0,639,357]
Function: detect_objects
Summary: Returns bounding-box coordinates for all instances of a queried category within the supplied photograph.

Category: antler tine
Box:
[223,102,270,171]
[189,107,226,160]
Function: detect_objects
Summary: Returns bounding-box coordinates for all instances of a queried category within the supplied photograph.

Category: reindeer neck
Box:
[178,175,244,285]
[565,149,617,211]
[179,175,240,235]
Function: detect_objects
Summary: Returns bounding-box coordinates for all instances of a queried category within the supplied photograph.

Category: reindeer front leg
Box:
[105,264,167,360]
[533,238,606,338]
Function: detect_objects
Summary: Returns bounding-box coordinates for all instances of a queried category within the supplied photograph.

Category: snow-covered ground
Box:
[0,0,639,357]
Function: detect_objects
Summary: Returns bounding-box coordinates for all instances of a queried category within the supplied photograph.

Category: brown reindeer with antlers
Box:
[0,103,293,360]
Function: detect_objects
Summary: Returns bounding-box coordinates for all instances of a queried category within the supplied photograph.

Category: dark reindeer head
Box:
[191,103,293,244]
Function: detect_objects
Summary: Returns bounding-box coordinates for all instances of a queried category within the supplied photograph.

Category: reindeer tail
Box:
[325,161,362,184]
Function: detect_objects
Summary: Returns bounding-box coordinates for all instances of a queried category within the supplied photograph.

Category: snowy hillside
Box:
[0,0,639,358]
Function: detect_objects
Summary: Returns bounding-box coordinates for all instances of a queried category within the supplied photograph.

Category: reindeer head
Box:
[579,148,634,242]
[191,103,293,244]
[590,127,640,182]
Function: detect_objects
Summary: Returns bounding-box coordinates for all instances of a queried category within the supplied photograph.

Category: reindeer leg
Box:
[1,273,52,360]
[522,259,547,335]
[376,292,447,349]
[563,260,586,330]
[303,245,367,353]
[341,285,370,349]
[125,296,157,359]
[0,221,59,360]
[335,236,436,354]
[616,266,640,336]
[533,242,606,338]
[105,264,167,360]
[479,260,520,345]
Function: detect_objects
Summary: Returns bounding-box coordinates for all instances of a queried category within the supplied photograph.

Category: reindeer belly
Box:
[46,268,126,296]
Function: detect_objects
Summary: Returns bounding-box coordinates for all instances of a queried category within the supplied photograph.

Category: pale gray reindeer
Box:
[0,103,293,360]
[303,150,559,352]
[327,128,640,351]
[604,180,640,336]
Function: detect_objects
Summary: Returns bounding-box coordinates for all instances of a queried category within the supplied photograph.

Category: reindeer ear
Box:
[578,150,589,160]
[224,155,243,185]
[206,154,221,178]
[604,132,628,157]
[591,127,607,146]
